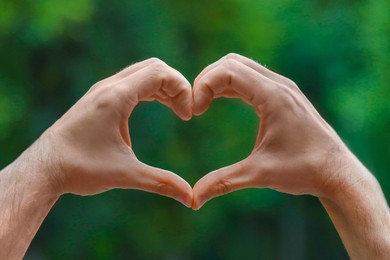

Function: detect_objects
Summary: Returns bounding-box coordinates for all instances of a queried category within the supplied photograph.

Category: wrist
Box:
[11,131,64,199]
[318,147,374,203]
[0,136,61,259]
[318,155,390,258]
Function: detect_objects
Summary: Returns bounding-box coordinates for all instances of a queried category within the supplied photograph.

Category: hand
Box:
[192,53,366,209]
[38,58,193,206]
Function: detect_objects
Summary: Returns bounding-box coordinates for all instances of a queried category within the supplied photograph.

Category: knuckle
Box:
[91,86,125,113]
[197,80,214,96]
[216,179,233,196]
[88,80,105,93]
[286,78,298,88]
[148,60,170,86]
[276,74,301,94]
[285,78,300,92]
[149,58,167,70]
[222,58,239,85]
[225,52,240,60]
[271,85,297,110]
[155,181,171,196]
[285,89,302,109]
[93,86,111,104]
[223,56,239,68]
[148,57,165,65]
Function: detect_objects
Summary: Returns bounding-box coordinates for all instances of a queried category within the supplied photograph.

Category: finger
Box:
[223,54,327,120]
[226,53,319,111]
[195,53,291,87]
[193,53,297,113]
[117,60,192,120]
[194,58,223,86]
[193,58,277,116]
[192,159,255,210]
[223,53,294,86]
[117,160,193,207]
[87,58,159,94]
[150,82,193,121]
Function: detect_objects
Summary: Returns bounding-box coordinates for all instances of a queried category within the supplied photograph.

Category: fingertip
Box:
[192,110,204,117]
[192,161,253,210]
[173,86,193,121]
[192,107,203,117]
[193,79,215,116]
[179,110,192,121]
[184,181,195,208]
[170,176,193,208]
[192,204,200,211]
[193,92,210,116]
[175,192,193,208]
[192,199,205,211]
[134,162,194,207]
[192,181,208,210]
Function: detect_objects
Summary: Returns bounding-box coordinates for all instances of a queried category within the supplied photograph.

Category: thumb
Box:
[119,160,193,207]
[192,159,255,210]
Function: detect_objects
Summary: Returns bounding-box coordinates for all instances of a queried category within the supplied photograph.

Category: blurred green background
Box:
[1,0,389,259]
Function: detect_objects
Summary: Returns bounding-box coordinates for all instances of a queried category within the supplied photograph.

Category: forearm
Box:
[320,155,390,259]
[0,139,59,259]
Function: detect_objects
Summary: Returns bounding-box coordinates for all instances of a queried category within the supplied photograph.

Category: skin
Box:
[0,54,389,259]
[192,53,390,259]
[0,58,193,259]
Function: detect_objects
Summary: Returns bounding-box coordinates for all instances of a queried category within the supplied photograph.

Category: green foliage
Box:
[0,0,388,258]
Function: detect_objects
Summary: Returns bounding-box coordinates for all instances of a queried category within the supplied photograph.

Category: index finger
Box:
[116,59,193,120]
[193,58,278,116]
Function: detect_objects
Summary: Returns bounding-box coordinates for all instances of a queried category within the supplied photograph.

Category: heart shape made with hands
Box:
[123,54,268,210]
[132,97,256,205]
[136,54,334,210]
[126,53,327,210]
[58,53,334,212]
